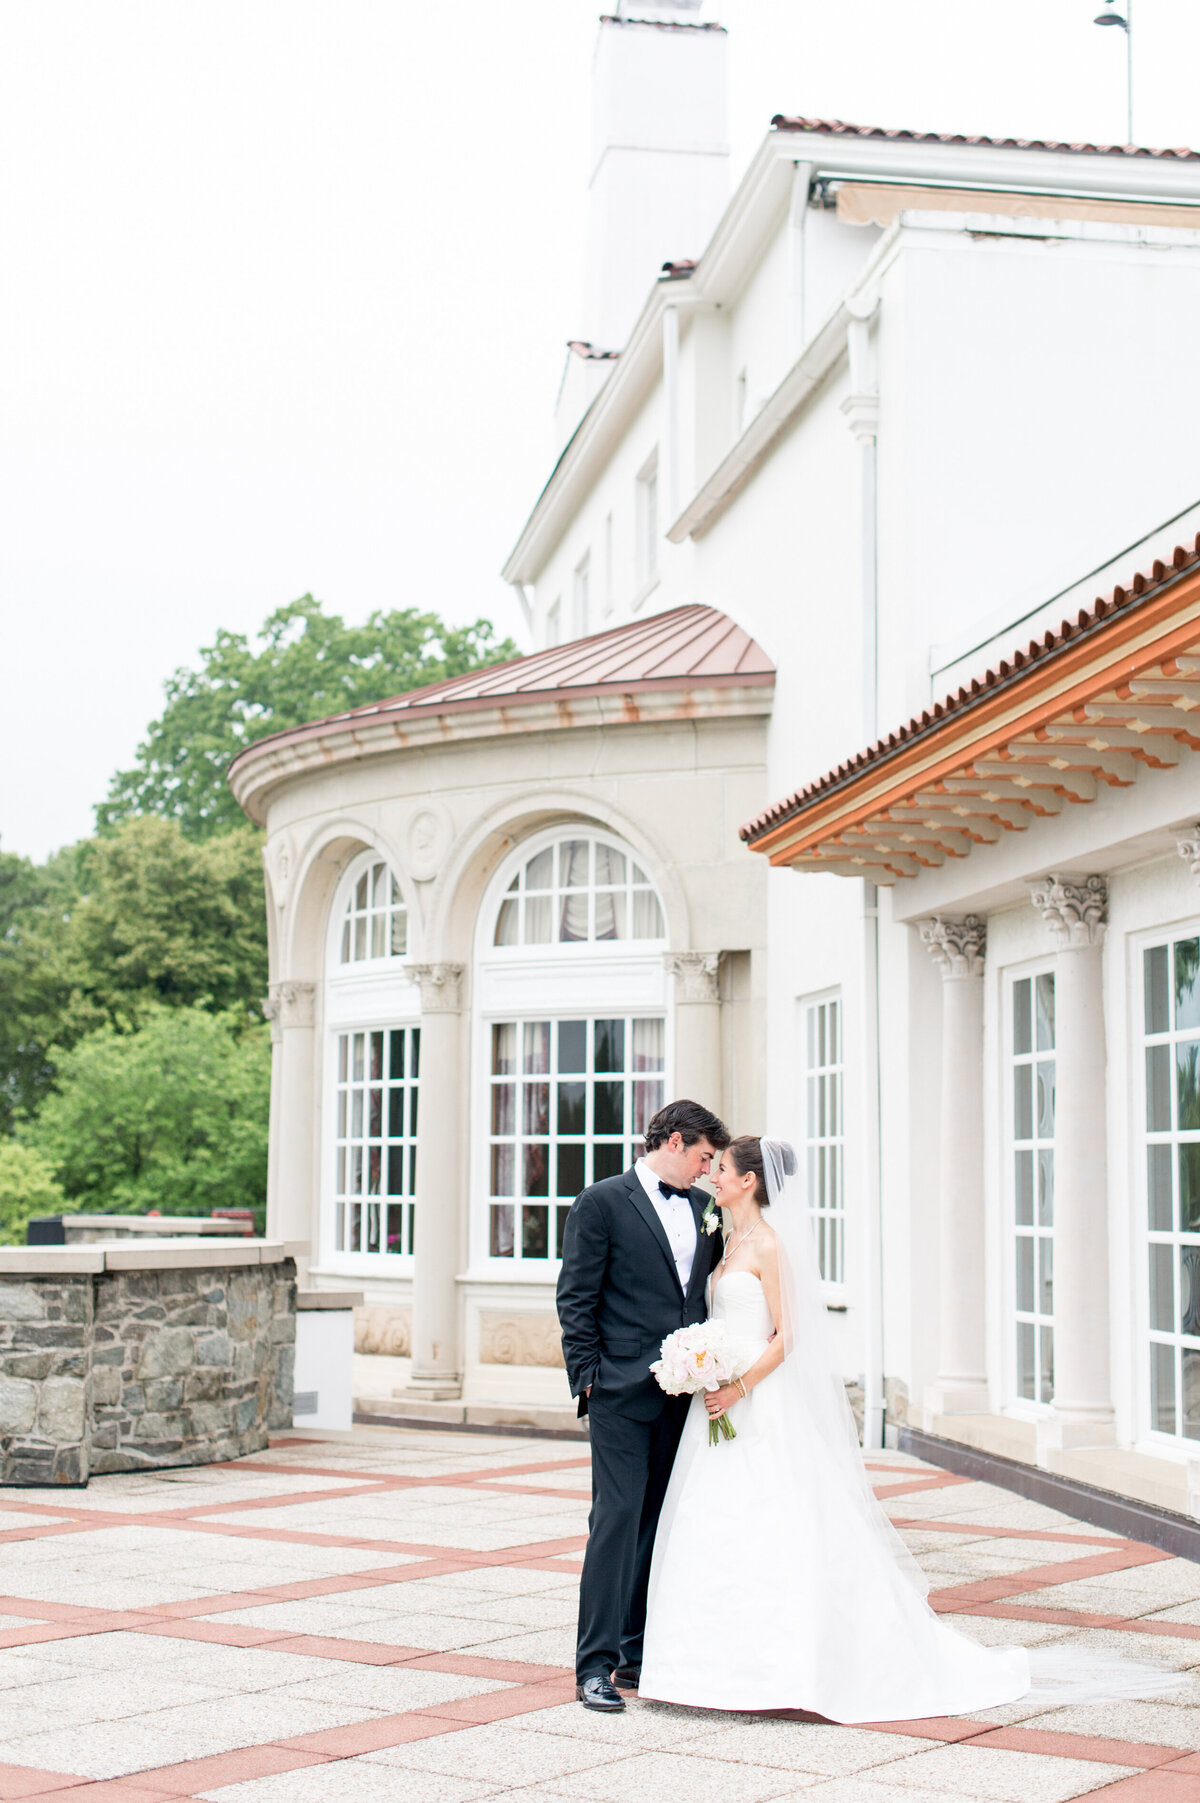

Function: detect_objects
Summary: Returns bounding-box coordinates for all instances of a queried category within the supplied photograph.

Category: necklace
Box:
[721,1222,758,1266]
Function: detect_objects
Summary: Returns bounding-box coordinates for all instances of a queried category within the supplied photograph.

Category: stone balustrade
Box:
[0,1240,295,1486]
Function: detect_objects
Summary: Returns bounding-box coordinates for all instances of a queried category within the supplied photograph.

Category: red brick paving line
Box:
[927,1541,1173,1611]
[870,1473,975,1499]
[222,1454,593,1488]
[891,1514,1143,1548]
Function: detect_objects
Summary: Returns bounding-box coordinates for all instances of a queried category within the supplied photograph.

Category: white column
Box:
[1029,875,1115,1453]
[919,917,990,1418]
[261,981,317,1279]
[664,952,722,1118]
[405,963,467,1401]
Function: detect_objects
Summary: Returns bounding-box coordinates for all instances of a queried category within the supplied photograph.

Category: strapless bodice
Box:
[712,1269,774,1343]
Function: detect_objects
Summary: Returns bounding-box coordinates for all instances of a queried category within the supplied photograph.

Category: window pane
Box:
[595,1019,625,1074]
[1035,974,1055,1051]
[1177,940,1200,1031]
[1181,1144,1200,1232]
[390,1032,405,1080]
[1015,1150,1033,1226]
[594,890,625,941]
[387,1144,405,1197]
[1145,944,1170,1035]
[560,840,589,887]
[1150,1243,1174,1332]
[557,1082,585,1134]
[355,873,368,908]
[1039,1326,1054,1404]
[371,913,386,958]
[369,1088,382,1137]
[632,889,664,939]
[524,1144,549,1197]
[412,1029,420,1078]
[1185,1349,1200,1440]
[633,1079,664,1133]
[557,1144,585,1197]
[1013,979,1032,1055]
[1015,1235,1034,1312]
[491,1144,515,1196]
[1182,1246,1200,1338]
[491,1084,515,1136]
[594,845,626,886]
[1039,1236,1054,1315]
[1148,1143,1173,1231]
[633,1018,665,1070]
[595,1081,624,1135]
[1038,1149,1054,1226]
[391,910,407,956]
[1016,1322,1035,1400]
[524,1081,549,1135]
[494,898,519,946]
[490,1205,514,1257]
[522,1206,549,1259]
[594,1143,625,1180]
[1014,1064,1032,1140]
[524,1021,550,1074]
[1147,1044,1172,1132]
[527,848,553,888]
[1179,1042,1200,1133]
[370,1032,383,1080]
[559,889,590,942]
[354,917,367,959]
[1152,1341,1177,1433]
[558,1021,587,1073]
[525,895,553,942]
[1037,1061,1056,1139]
[388,1089,403,1139]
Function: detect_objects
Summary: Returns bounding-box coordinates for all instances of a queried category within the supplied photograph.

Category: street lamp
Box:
[1094,3,1133,145]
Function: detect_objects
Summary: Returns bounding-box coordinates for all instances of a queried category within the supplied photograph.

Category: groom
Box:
[557,1098,730,1712]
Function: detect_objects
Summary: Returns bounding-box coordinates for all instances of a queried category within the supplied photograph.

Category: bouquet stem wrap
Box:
[649,1321,748,1447]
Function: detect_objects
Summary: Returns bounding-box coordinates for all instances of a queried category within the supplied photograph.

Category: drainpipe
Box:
[842,297,885,1451]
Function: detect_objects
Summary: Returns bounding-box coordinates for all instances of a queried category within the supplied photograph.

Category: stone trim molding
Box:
[664,950,722,1003]
[409,962,467,1014]
[1029,874,1109,948]
[478,1311,566,1369]
[261,981,317,1041]
[1177,827,1200,883]
[918,915,986,978]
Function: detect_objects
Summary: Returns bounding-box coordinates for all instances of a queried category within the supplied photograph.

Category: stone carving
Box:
[261,981,317,1042]
[354,1305,412,1358]
[409,962,466,1013]
[1178,829,1200,884]
[264,833,295,911]
[918,916,986,978]
[1029,874,1109,948]
[664,951,722,1003]
[478,1312,566,1369]
[406,806,452,882]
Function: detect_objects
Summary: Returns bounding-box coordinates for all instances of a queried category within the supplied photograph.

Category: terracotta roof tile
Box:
[231,605,774,773]
[771,114,1200,162]
[740,536,1200,844]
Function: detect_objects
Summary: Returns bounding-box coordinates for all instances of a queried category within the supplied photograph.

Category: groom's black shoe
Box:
[577,1675,625,1711]
[611,1666,640,1690]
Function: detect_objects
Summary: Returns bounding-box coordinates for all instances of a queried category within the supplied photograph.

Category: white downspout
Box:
[843,299,885,1452]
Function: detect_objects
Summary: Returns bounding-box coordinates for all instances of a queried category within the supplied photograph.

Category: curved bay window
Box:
[324,849,417,1267]
[477,827,669,1269]
[1144,934,1200,1440]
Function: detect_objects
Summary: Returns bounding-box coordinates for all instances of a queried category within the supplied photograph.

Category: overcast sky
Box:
[4,0,1200,862]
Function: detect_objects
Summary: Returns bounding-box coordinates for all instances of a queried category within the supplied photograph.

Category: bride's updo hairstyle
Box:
[727,1136,799,1205]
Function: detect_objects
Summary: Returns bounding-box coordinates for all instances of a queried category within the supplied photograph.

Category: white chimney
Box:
[582,2,729,352]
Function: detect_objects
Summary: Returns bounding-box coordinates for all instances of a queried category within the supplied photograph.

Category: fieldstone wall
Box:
[0,1249,296,1486]
[0,1275,92,1486]
[91,1261,296,1474]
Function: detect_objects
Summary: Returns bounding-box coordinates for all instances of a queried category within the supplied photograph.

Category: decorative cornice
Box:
[918,915,986,978]
[664,950,722,1003]
[409,962,466,1014]
[1029,874,1109,947]
[1177,827,1200,883]
[261,980,316,1040]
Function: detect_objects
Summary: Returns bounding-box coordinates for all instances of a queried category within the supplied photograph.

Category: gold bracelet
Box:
[735,1377,747,1399]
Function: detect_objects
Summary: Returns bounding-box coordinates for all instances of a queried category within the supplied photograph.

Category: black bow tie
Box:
[658,1180,692,1200]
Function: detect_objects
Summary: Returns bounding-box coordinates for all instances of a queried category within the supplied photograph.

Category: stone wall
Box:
[0,1244,295,1486]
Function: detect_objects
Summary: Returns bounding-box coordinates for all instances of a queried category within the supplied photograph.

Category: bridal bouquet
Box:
[650,1321,748,1445]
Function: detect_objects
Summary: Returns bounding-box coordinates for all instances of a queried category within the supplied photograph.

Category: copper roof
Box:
[230,605,774,777]
[771,115,1200,163]
[741,535,1200,850]
[567,340,620,362]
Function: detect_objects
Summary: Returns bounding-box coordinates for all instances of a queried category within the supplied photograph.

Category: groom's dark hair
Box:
[643,1099,730,1152]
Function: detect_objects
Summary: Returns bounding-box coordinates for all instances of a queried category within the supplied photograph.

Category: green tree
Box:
[0,847,78,1134]
[98,595,519,838]
[29,1006,270,1219]
[0,1144,65,1245]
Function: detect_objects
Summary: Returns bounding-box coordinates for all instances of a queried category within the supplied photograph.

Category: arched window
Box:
[339,859,408,963]
[476,829,670,1269]
[493,836,664,947]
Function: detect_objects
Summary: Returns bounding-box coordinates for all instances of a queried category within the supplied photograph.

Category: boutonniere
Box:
[701,1198,720,1237]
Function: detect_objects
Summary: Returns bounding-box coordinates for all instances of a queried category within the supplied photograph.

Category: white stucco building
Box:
[235,1,1200,1510]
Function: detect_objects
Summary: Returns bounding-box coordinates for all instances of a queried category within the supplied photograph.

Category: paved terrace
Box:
[1,1433,1200,1800]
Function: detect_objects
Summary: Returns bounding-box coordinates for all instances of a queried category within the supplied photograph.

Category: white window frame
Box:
[470,825,671,1277]
[333,851,409,968]
[799,990,846,1300]
[1003,959,1057,1417]
[1136,919,1200,1448]
[320,850,419,1274]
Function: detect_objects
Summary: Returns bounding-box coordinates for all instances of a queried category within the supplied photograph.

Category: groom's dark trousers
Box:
[556,1168,722,1683]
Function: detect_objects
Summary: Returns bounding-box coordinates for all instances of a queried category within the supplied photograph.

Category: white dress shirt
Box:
[636,1157,697,1291]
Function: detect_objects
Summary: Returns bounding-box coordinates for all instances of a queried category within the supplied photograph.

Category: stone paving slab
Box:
[0,1425,1198,1799]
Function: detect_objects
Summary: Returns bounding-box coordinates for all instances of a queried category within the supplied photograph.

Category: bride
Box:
[639,1135,1175,1722]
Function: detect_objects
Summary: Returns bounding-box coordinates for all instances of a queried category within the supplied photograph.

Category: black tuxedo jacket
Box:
[556,1167,723,1421]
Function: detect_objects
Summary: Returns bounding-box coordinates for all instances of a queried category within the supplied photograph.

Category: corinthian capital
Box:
[1029,874,1108,948]
[1177,828,1200,884]
[918,915,986,979]
[664,951,722,1004]
[261,980,316,1040]
[409,962,466,1013]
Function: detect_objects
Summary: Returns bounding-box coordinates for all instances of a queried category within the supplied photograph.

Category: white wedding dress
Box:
[640,1268,1032,1720]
